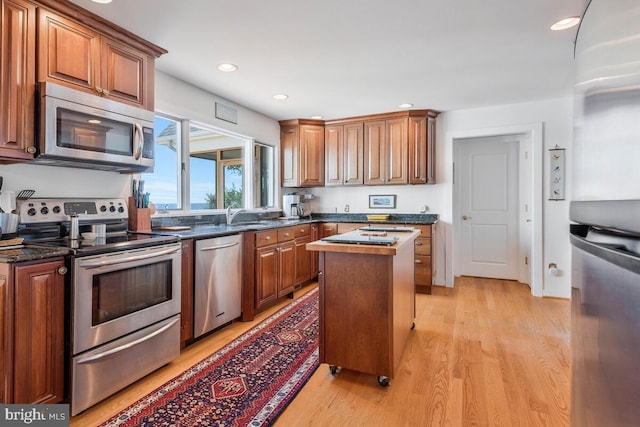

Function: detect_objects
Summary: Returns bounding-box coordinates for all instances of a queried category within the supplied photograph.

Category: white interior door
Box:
[458,137,519,280]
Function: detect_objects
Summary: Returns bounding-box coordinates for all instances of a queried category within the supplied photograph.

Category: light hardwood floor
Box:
[71,277,570,427]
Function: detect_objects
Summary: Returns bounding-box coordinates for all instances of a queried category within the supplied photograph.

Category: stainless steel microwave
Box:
[36,82,155,173]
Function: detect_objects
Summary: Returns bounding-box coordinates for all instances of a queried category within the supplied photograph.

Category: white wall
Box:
[155,72,281,146]
[0,72,281,203]
[306,96,573,298]
[2,73,573,298]
[440,96,573,298]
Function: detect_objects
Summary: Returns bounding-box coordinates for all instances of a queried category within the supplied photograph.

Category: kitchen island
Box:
[307,228,419,385]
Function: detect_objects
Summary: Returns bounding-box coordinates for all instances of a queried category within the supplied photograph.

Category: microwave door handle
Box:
[80,246,181,269]
[133,123,143,160]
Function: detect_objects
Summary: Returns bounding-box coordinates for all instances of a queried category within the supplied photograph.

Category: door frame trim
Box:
[446,122,543,297]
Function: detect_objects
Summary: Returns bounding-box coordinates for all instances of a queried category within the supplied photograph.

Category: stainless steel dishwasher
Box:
[194,234,242,337]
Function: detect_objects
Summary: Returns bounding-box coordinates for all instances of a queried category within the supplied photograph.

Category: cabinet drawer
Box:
[278,227,295,242]
[415,255,432,284]
[412,224,431,237]
[415,237,431,256]
[294,224,311,238]
[255,230,277,247]
[321,223,338,237]
[337,222,364,234]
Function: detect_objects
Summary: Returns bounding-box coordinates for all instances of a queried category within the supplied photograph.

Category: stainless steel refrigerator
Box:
[571,1,640,426]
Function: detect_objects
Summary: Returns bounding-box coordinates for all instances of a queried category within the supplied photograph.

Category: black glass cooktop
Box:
[321,235,399,246]
[29,233,179,255]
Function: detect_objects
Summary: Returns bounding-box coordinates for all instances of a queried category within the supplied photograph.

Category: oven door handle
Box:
[76,317,179,364]
[80,246,181,269]
[198,242,240,251]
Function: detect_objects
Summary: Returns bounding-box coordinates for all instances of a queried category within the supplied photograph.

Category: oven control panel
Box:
[18,198,128,223]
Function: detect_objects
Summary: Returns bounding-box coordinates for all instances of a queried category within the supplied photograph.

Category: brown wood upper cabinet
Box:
[282,110,439,187]
[408,114,437,184]
[280,119,325,187]
[364,117,408,185]
[38,8,154,109]
[1,0,166,162]
[0,0,37,160]
[325,123,364,186]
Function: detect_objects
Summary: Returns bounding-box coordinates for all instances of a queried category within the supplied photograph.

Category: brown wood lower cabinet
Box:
[243,224,319,321]
[254,228,296,312]
[321,222,337,238]
[413,224,435,294]
[0,258,66,404]
[180,239,194,348]
[309,230,418,381]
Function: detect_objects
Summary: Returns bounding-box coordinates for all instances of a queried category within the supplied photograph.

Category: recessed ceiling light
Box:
[273,94,288,100]
[311,115,323,120]
[550,16,580,31]
[217,63,238,72]
[398,103,413,109]
[91,0,112,3]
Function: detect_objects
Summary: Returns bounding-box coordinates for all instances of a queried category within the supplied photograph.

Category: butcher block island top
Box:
[307,229,419,386]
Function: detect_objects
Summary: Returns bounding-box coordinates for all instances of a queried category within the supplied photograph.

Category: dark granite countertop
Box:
[147,213,437,240]
[311,213,438,224]
[0,244,72,263]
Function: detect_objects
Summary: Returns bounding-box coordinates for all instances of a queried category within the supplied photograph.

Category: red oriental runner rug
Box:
[99,288,319,427]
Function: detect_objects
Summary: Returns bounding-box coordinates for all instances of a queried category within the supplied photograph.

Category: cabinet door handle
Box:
[415,260,423,264]
[58,266,68,275]
[416,242,423,246]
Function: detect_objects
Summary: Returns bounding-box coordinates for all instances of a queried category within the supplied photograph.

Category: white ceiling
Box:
[69,0,585,121]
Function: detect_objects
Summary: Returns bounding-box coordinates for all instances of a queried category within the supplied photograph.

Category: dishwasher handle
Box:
[198,241,240,251]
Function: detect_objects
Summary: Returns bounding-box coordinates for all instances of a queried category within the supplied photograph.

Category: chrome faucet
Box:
[226,206,246,225]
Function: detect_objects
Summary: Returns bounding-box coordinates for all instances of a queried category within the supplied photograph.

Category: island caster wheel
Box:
[411,322,416,330]
[377,376,390,387]
[329,365,340,375]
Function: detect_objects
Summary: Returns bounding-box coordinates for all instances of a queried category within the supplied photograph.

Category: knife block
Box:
[128,197,151,231]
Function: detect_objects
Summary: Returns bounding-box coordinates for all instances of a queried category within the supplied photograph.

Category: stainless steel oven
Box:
[17,198,182,416]
[71,242,181,415]
[72,243,181,354]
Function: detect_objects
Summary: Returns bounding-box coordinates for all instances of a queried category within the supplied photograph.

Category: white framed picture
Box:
[369,194,396,209]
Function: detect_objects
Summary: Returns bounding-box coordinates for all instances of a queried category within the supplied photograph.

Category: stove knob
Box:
[118,206,125,213]
[52,205,61,214]
[27,207,37,216]
[109,206,116,212]
[40,207,49,215]
[100,205,107,212]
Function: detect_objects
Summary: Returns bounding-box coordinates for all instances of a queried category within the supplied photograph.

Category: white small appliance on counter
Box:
[283,194,301,218]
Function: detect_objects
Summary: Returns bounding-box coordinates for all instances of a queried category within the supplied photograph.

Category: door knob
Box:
[462,215,472,220]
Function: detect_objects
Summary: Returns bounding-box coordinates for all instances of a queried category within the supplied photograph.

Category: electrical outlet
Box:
[344,204,350,212]
[419,205,428,213]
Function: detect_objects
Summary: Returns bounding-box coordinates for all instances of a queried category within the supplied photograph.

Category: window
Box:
[189,124,244,209]
[144,116,181,210]
[144,114,271,212]
[253,143,274,208]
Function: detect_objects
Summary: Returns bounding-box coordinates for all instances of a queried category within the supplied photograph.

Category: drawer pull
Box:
[284,233,290,237]
[265,236,271,240]
[415,242,423,246]
[415,260,423,264]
